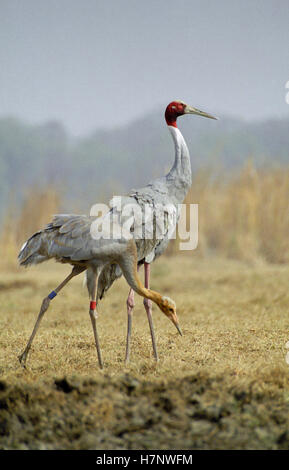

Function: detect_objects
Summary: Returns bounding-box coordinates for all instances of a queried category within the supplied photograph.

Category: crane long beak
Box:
[185,105,218,120]
[171,314,183,336]
[175,322,183,336]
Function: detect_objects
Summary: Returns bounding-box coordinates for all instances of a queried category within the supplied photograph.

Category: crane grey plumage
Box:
[19,214,127,266]
[95,101,217,362]
[18,212,180,369]
[97,124,191,299]
[96,124,192,297]
[18,100,217,368]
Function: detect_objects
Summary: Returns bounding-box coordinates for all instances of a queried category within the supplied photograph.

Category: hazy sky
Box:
[1,0,289,135]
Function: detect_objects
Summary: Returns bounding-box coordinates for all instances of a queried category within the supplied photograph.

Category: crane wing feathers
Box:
[19,214,130,265]
[109,191,177,263]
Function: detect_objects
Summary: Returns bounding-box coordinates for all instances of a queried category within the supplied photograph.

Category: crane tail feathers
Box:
[18,231,48,267]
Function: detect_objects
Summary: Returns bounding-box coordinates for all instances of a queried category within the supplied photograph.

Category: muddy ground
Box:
[1,372,289,450]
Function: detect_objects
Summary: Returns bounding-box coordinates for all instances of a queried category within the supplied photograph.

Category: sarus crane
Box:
[18,100,217,368]
[95,100,217,363]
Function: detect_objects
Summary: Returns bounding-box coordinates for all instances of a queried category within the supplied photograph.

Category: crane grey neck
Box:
[165,126,192,203]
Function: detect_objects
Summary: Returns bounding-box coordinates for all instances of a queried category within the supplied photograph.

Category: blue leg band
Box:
[48,291,57,300]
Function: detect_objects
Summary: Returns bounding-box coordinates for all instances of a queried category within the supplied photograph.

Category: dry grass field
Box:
[1,165,289,449]
[0,254,289,449]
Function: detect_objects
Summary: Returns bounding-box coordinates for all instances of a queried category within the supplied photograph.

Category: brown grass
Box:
[0,167,289,449]
[0,256,289,449]
[1,256,288,381]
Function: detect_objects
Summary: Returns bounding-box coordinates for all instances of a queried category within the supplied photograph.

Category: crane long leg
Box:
[88,277,103,369]
[124,265,139,363]
[125,288,135,363]
[18,266,85,368]
[143,262,159,361]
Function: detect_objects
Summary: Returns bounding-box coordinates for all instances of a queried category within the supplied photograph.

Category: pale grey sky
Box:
[0,0,289,135]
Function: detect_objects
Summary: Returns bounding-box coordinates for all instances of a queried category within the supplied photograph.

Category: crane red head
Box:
[165,100,218,128]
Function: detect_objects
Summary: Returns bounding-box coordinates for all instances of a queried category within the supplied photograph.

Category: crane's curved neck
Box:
[118,248,163,308]
[166,125,192,202]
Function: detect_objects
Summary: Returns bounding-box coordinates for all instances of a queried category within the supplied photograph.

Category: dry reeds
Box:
[0,186,60,270]
[1,164,289,269]
[183,163,289,263]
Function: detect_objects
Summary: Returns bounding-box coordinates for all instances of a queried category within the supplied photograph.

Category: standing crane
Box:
[18,100,217,369]
[94,100,217,363]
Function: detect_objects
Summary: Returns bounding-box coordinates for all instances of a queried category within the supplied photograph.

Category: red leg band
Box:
[90,301,97,310]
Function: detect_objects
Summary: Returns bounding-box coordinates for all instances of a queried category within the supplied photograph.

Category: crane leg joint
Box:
[143,297,152,309]
[48,290,57,300]
[89,307,98,320]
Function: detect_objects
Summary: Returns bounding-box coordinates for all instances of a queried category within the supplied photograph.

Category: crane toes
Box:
[18,351,28,369]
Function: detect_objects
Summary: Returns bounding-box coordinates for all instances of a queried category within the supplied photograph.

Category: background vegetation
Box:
[1,161,289,268]
[0,109,288,220]
[0,110,289,450]
[1,109,289,268]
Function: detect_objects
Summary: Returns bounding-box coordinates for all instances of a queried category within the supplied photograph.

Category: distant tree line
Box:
[0,110,288,221]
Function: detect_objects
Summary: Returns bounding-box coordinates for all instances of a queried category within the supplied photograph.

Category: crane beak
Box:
[185,105,218,120]
[175,322,183,336]
[171,314,183,336]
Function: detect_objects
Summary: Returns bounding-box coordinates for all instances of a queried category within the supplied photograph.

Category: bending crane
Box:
[18,100,217,368]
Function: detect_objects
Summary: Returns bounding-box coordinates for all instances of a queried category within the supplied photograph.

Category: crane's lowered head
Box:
[165,100,218,127]
[157,296,182,336]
